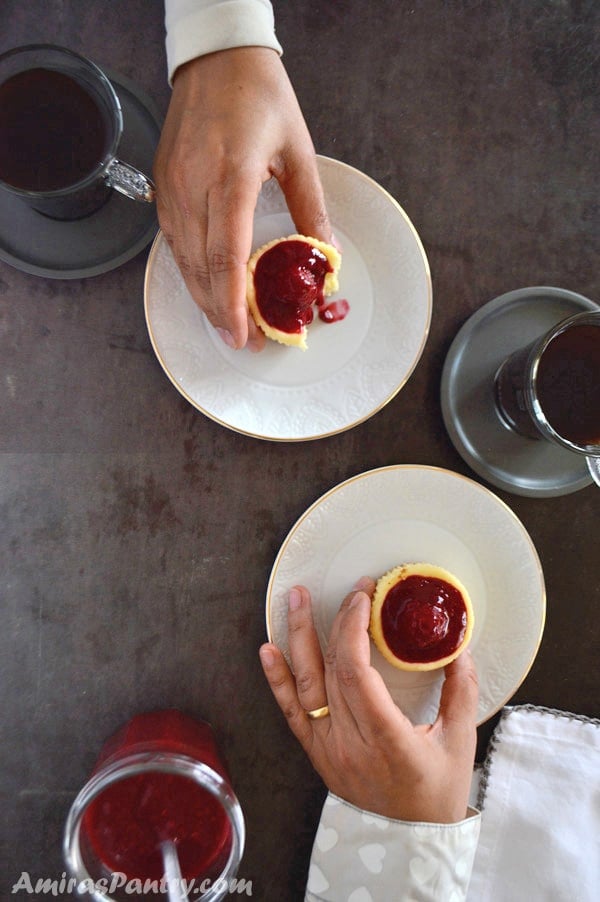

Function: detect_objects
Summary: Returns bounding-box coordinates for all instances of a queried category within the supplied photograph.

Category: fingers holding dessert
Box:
[246,234,345,349]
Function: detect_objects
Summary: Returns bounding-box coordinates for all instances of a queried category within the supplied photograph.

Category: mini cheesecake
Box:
[369,563,474,671]
[247,234,341,350]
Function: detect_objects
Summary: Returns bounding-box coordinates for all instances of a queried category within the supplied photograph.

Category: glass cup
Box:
[63,710,245,902]
[0,44,155,220]
[494,310,600,457]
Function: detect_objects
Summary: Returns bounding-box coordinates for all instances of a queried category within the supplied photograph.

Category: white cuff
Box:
[164,0,283,83]
[305,793,481,902]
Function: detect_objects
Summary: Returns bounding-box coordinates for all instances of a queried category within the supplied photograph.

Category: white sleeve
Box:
[305,793,481,902]
[164,0,283,82]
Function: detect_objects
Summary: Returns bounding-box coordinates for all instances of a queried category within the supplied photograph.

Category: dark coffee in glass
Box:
[0,67,111,193]
[495,311,600,454]
[0,45,154,220]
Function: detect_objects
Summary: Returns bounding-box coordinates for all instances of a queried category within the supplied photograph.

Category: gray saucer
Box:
[441,286,599,497]
[0,70,161,279]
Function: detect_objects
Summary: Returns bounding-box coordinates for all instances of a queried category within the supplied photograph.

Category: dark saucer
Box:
[441,286,599,498]
[0,69,161,279]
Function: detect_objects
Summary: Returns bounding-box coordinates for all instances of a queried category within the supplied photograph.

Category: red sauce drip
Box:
[536,323,600,445]
[381,575,467,664]
[82,711,232,882]
[254,240,334,334]
[319,298,350,323]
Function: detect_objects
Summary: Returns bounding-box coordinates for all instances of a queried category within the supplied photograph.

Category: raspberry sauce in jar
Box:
[64,710,245,891]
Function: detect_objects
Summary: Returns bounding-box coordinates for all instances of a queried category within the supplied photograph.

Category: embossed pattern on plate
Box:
[266,466,546,725]
[144,156,431,441]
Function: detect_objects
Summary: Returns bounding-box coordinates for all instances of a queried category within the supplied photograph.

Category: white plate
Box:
[266,465,545,725]
[144,156,431,441]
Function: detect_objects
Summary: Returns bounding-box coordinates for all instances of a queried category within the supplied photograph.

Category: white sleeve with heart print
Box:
[305,793,481,902]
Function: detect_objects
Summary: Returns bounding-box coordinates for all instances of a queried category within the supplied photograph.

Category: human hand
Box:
[259,579,479,823]
[153,47,332,351]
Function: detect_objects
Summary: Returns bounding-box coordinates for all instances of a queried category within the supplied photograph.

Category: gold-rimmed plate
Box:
[144,156,431,441]
[266,465,545,725]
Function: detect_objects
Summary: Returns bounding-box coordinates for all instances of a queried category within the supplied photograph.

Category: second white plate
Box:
[266,465,546,725]
[144,156,431,441]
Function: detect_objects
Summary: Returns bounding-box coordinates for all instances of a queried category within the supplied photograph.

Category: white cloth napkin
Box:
[467,704,600,901]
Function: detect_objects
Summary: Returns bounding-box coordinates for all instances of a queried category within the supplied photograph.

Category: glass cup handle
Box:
[105,159,155,203]
[586,456,600,488]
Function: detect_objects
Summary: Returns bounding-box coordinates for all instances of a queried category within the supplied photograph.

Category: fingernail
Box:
[349,592,368,610]
[353,576,372,591]
[216,327,237,349]
[246,337,263,354]
[331,232,343,252]
[259,646,275,667]
[289,587,303,611]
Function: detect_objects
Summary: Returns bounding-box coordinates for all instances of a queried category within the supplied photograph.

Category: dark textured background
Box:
[1,1,598,898]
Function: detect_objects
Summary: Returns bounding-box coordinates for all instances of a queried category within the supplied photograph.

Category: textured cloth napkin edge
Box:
[476,703,600,811]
